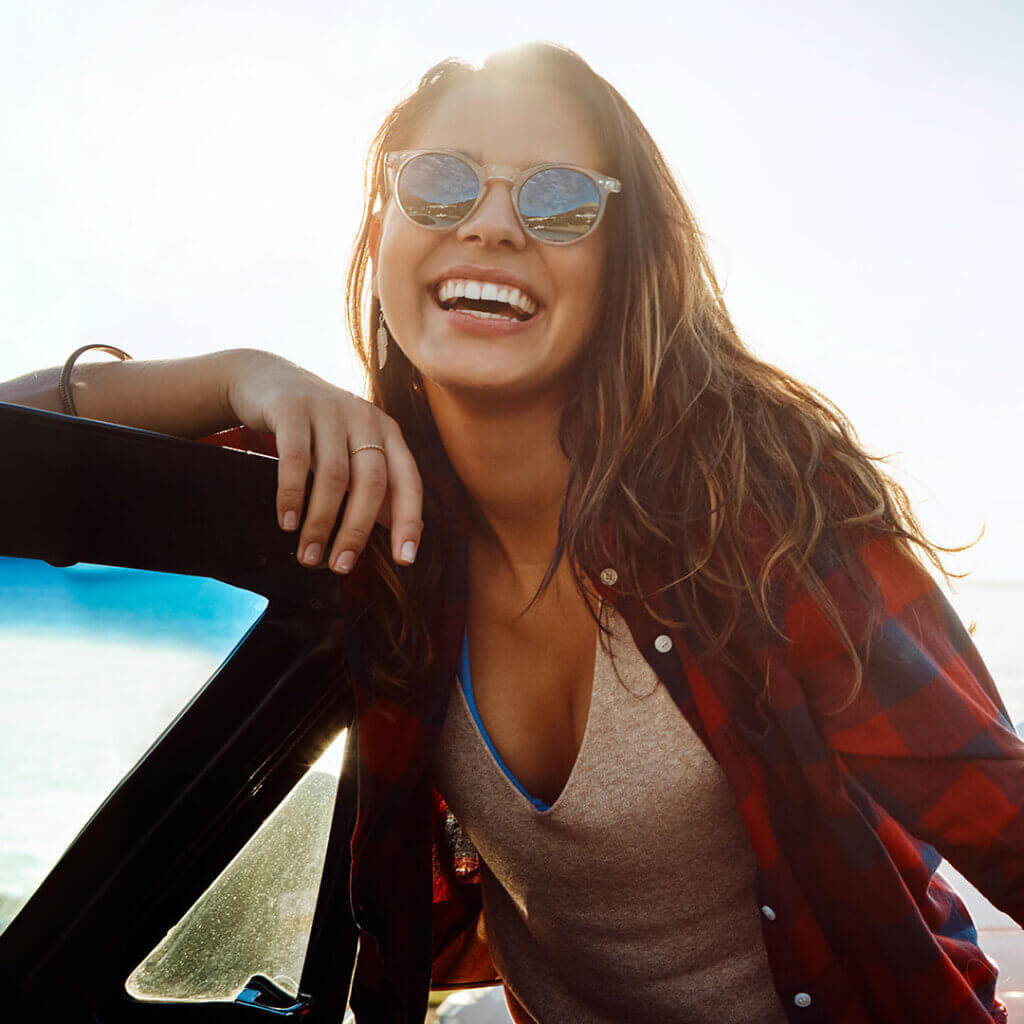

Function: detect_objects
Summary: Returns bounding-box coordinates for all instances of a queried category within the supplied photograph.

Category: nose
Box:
[455,179,528,250]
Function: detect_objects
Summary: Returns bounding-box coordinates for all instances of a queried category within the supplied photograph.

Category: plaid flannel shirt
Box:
[209,426,1024,1023]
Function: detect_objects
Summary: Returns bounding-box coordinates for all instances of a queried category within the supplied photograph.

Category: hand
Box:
[223,350,423,574]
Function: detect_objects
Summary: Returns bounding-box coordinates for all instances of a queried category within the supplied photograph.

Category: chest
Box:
[464,561,601,808]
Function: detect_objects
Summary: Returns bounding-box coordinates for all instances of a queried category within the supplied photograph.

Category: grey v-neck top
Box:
[430,603,789,1023]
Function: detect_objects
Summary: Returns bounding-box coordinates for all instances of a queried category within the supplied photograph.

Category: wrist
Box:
[214,348,268,425]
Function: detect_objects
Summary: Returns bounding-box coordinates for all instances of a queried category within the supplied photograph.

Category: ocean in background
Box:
[1,555,1023,932]
[0,556,269,927]
[945,577,1024,728]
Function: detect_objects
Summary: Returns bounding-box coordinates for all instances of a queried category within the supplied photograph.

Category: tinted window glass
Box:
[126,730,346,1003]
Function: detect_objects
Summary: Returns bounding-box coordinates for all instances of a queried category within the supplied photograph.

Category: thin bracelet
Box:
[57,344,133,417]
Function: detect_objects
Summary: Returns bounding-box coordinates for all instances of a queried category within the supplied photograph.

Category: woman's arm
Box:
[0,349,424,574]
[0,350,243,437]
[782,532,1024,923]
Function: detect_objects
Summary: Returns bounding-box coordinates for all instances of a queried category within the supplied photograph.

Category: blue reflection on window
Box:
[0,556,268,932]
[0,556,266,654]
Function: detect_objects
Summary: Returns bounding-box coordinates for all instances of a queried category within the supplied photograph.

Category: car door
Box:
[0,401,362,1021]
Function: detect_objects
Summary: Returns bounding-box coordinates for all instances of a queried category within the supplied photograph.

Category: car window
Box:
[125,728,346,1003]
[0,555,267,933]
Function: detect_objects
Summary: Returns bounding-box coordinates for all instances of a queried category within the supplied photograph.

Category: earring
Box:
[376,309,389,370]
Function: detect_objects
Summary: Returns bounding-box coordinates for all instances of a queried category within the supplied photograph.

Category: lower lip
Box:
[430,298,540,336]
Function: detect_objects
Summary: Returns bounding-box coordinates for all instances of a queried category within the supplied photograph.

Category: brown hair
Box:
[343,42,974,709]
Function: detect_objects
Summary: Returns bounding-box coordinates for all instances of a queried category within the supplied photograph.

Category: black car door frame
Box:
[0,402,361,1021]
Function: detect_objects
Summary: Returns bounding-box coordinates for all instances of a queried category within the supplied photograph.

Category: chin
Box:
[411,334,522,386]
[430,365,532,396]
[419,358,559,409]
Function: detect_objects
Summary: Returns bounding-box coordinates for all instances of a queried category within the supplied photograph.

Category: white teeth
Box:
[433,277,538,317]
[508,288,536,316]
[460,309,519,321]
[508,288,526,312]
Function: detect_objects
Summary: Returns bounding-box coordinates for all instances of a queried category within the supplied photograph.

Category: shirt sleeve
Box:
[783,531,1024,926]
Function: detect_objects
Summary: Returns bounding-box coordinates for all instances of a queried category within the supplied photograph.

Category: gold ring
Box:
[349,443,386,456]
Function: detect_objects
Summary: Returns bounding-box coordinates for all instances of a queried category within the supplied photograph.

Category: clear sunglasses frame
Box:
[383,148,622,245]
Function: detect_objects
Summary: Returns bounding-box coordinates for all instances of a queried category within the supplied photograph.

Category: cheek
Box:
[561,250,606,332]
[561,239,605,294]
[377,212,424,298]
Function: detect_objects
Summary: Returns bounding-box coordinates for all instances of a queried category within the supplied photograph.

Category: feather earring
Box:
[376,309,388,370]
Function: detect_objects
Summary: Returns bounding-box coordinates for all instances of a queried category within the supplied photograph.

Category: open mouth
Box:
[432,279,539,323]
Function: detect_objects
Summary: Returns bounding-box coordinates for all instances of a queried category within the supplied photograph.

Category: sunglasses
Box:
[383,149,621,245]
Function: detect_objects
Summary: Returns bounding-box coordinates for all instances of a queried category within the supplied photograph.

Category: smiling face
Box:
[370,77,610,406]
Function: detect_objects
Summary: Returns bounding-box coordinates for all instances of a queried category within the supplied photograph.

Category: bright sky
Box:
[1,0,1020,578]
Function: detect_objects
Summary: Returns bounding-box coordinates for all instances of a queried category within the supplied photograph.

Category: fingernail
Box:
[401,540,417,564]
[283,510,298,531]
[302,543,321,566]
[334,550,355,574]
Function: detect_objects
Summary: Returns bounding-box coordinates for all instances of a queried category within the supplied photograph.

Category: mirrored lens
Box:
[396,153,479,228]
[518,168,601,241]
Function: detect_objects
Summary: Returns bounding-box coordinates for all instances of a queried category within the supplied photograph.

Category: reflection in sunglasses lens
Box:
[519,168,601,241]
[396,155,603,241]
[398,153,479,227]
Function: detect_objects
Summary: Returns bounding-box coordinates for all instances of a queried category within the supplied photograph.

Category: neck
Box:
[425,382,570,586]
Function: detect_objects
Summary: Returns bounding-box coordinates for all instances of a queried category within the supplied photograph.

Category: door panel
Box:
[0,405,360,1020]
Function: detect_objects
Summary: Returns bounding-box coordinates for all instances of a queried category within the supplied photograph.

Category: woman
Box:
[4,42,1022,1024]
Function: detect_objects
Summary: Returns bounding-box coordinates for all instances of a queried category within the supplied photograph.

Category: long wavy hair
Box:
[343,42,974,711]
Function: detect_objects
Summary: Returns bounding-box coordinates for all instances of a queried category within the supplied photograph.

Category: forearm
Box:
[0,349,252,438]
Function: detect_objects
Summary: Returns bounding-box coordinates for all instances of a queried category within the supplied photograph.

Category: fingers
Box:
[275,416,312,535]
[381,432,424,566]
[274,395,422,574]
[327,446,389,574]
[298,431,353,568]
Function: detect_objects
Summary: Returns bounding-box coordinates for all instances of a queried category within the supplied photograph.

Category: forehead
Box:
[406,78,606,171]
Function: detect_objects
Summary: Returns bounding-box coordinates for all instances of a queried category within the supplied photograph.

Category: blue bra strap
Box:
[459,629,551,812]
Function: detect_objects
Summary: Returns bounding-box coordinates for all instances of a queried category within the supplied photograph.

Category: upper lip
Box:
[429,265,543,308]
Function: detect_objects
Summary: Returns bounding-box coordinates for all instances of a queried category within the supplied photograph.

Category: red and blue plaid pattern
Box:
[207,426,1023,1023]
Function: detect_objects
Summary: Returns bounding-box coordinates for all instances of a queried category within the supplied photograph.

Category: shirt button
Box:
[654,634,673,653]
[760,905,776,921]
[794,993,812,1008]
[600,567,618,586]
